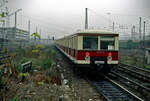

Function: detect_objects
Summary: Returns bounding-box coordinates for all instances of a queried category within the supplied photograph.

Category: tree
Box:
[0,12,8,18]
[31,32,40,40]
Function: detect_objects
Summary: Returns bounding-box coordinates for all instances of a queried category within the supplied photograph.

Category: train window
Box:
[100,36,115,50]
[83,36,98,50]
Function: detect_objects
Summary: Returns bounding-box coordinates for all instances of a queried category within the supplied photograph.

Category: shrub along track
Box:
[0,50,17,100]
[1,46,64,101]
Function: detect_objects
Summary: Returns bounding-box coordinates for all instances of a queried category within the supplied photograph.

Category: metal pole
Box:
[143,21,146,47]
[28,20,30,43]
[85,8,88,30]
[131,26,133,40]
[28,20,30,35]
[39,29,41,40]
[6,7,10,27]
[15,12,17,28]
[35,26,37,41]
[139,17,142,41]
[112,22,115,32]
[36,26,37,33]
[131,26,135,40]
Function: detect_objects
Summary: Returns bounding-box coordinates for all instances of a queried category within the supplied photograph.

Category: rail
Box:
[88,77,143,101]
[118,65,150,83]
[119,63,150,75]
[110,71,150,100]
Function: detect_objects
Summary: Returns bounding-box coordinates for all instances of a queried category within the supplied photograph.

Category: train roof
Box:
[56,30,118,40]
[76,30,118,35]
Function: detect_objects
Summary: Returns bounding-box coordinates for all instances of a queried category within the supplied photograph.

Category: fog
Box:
[2,0,150,39]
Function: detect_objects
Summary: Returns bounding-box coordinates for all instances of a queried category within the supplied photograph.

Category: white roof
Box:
[77,30,118,35]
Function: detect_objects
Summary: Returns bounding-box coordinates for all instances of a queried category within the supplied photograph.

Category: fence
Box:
[0,27,30,51]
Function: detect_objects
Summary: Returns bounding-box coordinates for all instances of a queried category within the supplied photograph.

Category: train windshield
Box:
[100,36,115,50]
[83,36,98,50]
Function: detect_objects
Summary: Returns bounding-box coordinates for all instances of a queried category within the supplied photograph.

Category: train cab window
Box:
[83,36,98,50]
[100,36,115,50]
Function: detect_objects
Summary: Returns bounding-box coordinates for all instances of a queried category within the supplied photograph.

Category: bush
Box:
[41,57,52,70]
[16,58,30,72]
[11,97,31,101]
[20,58,30,64]
[45,49,56,61]
[0,71,3,87]
[12,97,19,101]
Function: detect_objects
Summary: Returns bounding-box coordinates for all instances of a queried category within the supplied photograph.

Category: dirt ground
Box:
[1,47,102,101]
[56,50,102,101]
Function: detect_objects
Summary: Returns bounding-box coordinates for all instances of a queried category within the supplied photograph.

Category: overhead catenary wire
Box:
[21,14,76,30]
[16,14,73,37]
[88,8,150,39]
[20,14,81,37]
[88,8,133,31]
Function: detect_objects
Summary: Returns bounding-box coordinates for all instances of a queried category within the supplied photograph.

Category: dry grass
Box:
[119,49,150,69]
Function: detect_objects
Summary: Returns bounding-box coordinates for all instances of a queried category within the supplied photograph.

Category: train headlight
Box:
[108,52,112,61]
[85,52,90,61]
[85,56,90,61]
[107,56,112,61]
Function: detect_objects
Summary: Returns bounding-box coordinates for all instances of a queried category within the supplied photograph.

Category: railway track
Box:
[110,63,150,100]
[118,63,150,87]
[109,71,150,100]
[116,67,150,89]
[117,65,150,88]
[86,63,150,101]
[56,47,146,101]
[70,65,141,101]
[88,76,143,101]
[59,57,146,101]
[119,63,150,76]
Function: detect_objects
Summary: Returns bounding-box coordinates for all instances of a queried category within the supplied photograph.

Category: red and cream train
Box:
[55,30,119,74]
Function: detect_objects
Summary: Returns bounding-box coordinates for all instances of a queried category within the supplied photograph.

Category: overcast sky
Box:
[2,0,150,38]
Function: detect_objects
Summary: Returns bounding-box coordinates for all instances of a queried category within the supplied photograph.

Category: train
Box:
[55,30,119,74]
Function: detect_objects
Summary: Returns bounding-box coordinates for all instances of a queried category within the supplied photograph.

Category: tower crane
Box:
[6,8,22,27]
[0,0,8,8]
[0,8,22,27]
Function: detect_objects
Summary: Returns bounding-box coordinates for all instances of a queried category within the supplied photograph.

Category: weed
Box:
[20,58,30,64]
[12,97,19,101]
[41,57,52,70]
[16,58,30,72]
[11,97,31,101]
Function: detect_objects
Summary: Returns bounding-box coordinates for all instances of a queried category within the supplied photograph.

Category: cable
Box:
[88,8,134,32]
[111,12,150,18]
[21,14,76,30]
[17,14,72,35]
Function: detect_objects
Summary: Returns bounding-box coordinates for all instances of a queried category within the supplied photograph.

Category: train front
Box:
[76,31,119,74]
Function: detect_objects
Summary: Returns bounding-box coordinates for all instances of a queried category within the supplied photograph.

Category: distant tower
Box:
[139,17,142,41]
[131,25,135,40]
[85,8,88,30]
